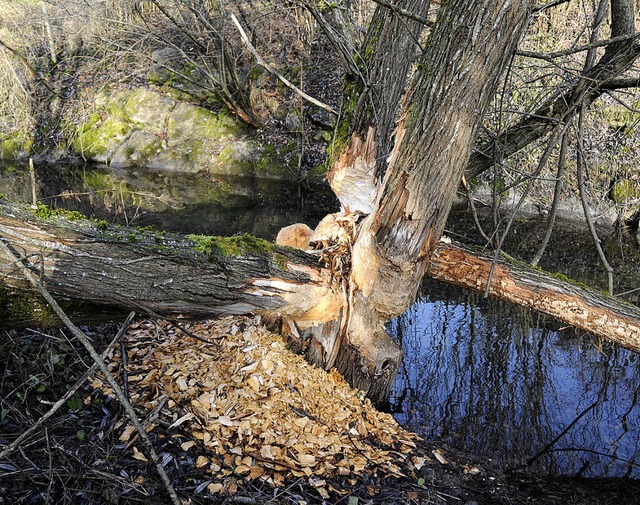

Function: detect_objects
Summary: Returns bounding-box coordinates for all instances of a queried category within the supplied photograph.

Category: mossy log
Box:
[2,201,640,399]
[0,201,341,328]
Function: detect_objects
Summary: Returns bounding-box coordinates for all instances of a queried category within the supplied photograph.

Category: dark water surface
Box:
[2,161,639,479]
[0,162,338,239]
[389,281,640,479]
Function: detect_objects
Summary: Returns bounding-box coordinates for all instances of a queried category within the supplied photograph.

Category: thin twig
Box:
[533,0,572,13]
[230,13,338,116]
[369,0,433,26]
[517,31,640,61]
[0,312,135,462]
[576,107,614,295]
[120,329,130,400]
[531,127,570,266]
[0,238,181,505]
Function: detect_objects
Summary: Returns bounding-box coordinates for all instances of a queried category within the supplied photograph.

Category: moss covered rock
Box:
[610,179,640,203]
[70,87,295,177]
[1,131,34,161]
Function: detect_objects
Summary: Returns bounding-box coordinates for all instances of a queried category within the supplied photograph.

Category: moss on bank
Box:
[0,287,62,327]
[1,131,34,160]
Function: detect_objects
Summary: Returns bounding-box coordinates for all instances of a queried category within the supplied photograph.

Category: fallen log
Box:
[0,201,342,329]
[1,201,639,379]
[428,242,640,352]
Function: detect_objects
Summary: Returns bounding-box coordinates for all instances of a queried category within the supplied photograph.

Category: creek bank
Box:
[2,320,638,504]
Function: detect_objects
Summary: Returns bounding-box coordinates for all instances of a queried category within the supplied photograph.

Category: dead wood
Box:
[2,201,640,394]
[427,241,640,353]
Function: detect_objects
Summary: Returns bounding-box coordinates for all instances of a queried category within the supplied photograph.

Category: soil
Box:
[2,321,639,505]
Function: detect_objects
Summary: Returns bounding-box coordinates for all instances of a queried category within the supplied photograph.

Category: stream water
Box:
[1,161,639,479]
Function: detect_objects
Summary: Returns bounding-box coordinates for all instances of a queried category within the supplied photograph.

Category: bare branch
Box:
[369,0,433,26]
[533,0,572,13]
[0,312,135,462]
[230,13,338,116]
[517,31,640,61]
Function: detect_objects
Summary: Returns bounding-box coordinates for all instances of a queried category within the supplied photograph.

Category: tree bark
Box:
[327,0,432,214]
[428,242,640,352]
[332,0,536,401]
[3,205,640,356]
[0,202,342,327]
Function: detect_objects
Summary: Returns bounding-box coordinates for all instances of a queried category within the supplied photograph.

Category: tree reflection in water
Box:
[389,279,640,478]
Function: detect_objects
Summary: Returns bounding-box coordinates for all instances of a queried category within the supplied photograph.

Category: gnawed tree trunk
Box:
[3,204,640,364]
[328,0,536,401]
[327,0,432,214]
[428,242,640,351]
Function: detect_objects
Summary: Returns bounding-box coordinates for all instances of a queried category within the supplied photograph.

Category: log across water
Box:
[1,201,640,401]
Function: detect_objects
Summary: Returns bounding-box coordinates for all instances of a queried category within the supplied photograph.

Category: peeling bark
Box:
[331,0,536,402]
[427,242,640,352]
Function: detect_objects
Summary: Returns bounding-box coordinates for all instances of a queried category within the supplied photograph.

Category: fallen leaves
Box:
[92,316,424,497]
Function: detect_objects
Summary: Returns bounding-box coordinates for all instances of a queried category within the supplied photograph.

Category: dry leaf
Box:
[217,416,233,427]
[169,412,195,429]
[208,482,223,494]
[181,441,197,451]
[432,449,448,465]
[132,446,148,462]
[196,455,209,468]
[297,454,317,467]
[119,424,136,442]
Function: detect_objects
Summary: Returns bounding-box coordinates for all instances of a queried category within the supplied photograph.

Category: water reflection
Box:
[390,280,640,478]
[3,161,639,479]
[0,162,338,238]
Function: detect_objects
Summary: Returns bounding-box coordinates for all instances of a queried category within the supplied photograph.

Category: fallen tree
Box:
[4,1,640,405]
[2,201,639,375]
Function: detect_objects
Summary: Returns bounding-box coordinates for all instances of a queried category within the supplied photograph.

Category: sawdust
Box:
[92,316,426,499]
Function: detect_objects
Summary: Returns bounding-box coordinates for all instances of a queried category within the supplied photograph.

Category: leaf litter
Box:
[91,316,428,498]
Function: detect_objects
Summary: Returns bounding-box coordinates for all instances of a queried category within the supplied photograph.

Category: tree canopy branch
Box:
[517,31,640,61]
[369,0,433,26]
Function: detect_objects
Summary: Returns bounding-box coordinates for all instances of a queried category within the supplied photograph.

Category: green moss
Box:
[33,203,85,221]
[0,288,59,327]
[601,104,639,130]
[610,179,640,203]
[96,220,109,231]
[274,253,289,270]
[1,131,34,160]
[187,233,274,257]
[74,117,132,158]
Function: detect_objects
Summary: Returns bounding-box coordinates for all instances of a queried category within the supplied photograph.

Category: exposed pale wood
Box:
[327,128,379,214]
[0,201,340,325]
[331,0,537,402]
[427,242,640,352]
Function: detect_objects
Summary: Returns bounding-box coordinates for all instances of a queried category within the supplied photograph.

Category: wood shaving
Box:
[92,316,421,490]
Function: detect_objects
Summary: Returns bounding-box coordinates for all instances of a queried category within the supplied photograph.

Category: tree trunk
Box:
[3,204,640,358]
[428,242,640,352]
[327,0,432,214]
[0,201,342,327]
[327,0,537,402]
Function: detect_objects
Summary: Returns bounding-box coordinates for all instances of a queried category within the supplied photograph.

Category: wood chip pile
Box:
[92,316,427,497]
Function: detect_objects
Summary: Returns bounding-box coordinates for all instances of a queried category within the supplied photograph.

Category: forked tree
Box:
[318,0,536,399]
